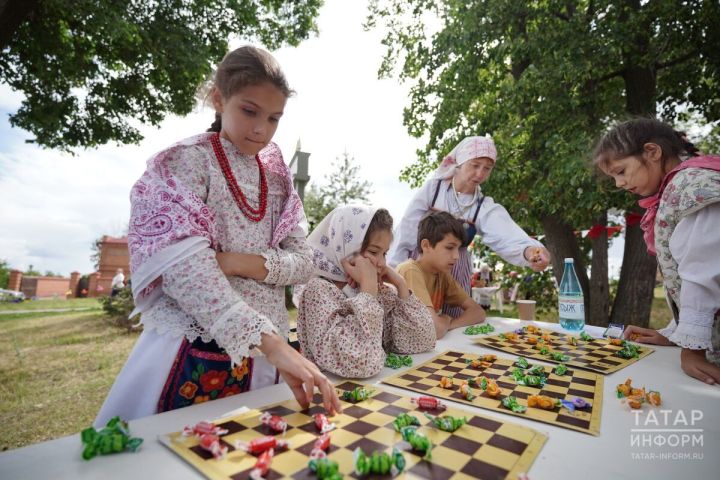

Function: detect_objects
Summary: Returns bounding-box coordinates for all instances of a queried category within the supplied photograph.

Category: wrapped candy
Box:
[580,331,594,342]
[80,416,143,461]
[459,381,475,400]
[310,433,332,459]
[339,386,374,403]
[616,342,641,359]
[501,396,527,413]
[463,323,495,335]
[235,436,289,455]
[616,378,634,398]
[515,357,530,369]
[399,426,432,460]
[527,337,538,345]
[610,338,625,346]
[313,413,336,433]
[424,412,467,432]
[526,325,539,334]
[646,390,662,407]
[393,413,420,432]
[308,457,342,480]
[527,395,560,410]
[182,420,229,438]
[385,353,413,369]
[554,363,568,376]
[549,351,570,362]
[259,412,287,434]
[560,397,592,412]
[199,433,228,460]
[249,447,274,480]
[411,396,447,411]
[500,332,519,342]
[438,376,454,389]
[567,335,578,346]
[477,377,501,398]
[354,447,405,476]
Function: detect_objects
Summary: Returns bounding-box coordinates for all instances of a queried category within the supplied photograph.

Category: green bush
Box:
[98,287,139,329]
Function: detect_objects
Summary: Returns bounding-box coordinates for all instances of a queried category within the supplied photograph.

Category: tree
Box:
[303,151,373,232]
[0,0,322,151]
[368,0,720,327]
[90,236,103,271]
[0,260,10,289]
[24,265,40,276]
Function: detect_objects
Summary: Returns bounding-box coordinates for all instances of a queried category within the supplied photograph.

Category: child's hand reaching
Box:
[681,348,720,385]
[623,325,675,346]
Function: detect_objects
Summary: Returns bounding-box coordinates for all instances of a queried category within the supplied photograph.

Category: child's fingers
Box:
[696,363,720,385]
[289,382,310,410]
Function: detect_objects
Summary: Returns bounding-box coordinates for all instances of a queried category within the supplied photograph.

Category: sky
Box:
[0,0,624,278]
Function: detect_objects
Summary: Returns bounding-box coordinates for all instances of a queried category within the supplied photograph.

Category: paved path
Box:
[0,307,96,315]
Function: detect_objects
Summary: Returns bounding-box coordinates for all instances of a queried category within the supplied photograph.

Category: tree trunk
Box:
[0,0,39,50]
[541,214,589,300]
[588,211,610,327]
[610,218,657,327]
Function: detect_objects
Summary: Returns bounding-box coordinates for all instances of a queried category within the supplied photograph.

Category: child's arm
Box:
[298,278,385,378]
[215,232,314,285]
[448,298,486,330]
[378,283,436,354]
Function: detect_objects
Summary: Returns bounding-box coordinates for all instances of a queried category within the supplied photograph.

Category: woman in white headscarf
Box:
[296,205,435,378]
[389,136,550,319]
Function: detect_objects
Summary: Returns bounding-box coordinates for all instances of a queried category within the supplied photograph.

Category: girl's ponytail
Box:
[207,112,222,133]
[674,130,700,157]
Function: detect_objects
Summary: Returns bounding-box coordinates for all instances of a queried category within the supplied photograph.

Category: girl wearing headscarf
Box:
[389,136,550,319]
[296,205,436,378]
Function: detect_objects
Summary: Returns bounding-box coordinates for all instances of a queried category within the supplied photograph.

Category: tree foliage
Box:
[0,260,10,289]
[0,0,322,151]
[303,151,373,232]
[367,0,720,326]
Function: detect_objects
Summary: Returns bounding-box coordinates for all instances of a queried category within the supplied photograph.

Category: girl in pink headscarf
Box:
[594,118,720,385]
[95,46,341,427]
[390,136,550,323]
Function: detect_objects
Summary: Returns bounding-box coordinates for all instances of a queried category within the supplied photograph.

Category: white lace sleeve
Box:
[475,197,541,267]
[162,248,277,362]
[261,233,314,286]
[667,204,720,351]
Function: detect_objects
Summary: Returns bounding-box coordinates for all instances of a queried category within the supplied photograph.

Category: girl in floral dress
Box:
[296,205,436,378]
[593,118,720,385]
[95,46,341,426]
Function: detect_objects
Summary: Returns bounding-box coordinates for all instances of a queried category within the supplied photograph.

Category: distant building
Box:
[289,140,310,201]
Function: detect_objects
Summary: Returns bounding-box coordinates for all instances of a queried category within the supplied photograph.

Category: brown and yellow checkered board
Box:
[382,351,603,435]
[159,381,547,479]
[473,330,653,374]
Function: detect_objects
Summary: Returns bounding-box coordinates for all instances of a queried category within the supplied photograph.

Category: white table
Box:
[1,317,718,479]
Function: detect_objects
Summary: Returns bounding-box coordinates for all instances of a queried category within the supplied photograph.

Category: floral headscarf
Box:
[306,204,378,282]
[432,136,498,180]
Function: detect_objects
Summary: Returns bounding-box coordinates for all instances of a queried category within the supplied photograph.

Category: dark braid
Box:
[207,112,222,133]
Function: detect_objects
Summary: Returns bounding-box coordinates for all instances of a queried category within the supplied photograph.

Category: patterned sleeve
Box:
[298,279,386,378]
[162,249,277,363]
[378,284,436,354]
[262,226,314,286]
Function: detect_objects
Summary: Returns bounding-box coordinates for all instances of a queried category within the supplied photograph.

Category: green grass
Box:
[0,297,101,312]
[0,311,140,452]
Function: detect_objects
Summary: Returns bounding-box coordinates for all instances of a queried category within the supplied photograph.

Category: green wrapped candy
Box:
[549,351,570,362]
[399,426,432,460]
[501,396,527,413]
[424,412,467,432]
[80,416,143,460]
[354,447,405,476]
[385,353,413,369]
[464,324,495,335]
[393,413,420,432]
[528,365,545,377]
[616,342,641,359]
[580,331,594,342]
[554,363,568,375]
[340,386,374,403]
[308,458,342,480]
[515,357,530,369]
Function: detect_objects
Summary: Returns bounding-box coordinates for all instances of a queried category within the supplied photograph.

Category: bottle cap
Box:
[564,258,574,262]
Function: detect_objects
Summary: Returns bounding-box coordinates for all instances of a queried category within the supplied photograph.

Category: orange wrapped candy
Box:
[439,376,454,389]
[610,338,624,346]
[616,378,633,397]
[527,395,557,410]
[627,396,644,409]
[526,325,539,334]
[504,332,519,342]
[646,391,662,407]
[481,354,497,362]
[527,337,538,345]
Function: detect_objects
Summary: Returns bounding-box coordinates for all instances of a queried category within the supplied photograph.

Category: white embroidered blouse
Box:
[140,137,314,364]
[389,178,542,267]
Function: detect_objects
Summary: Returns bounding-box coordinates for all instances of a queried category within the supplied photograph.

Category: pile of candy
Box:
[464,323,495,335]
[80,416,143,460]
[616,378,662,409]
[384,353,413,369]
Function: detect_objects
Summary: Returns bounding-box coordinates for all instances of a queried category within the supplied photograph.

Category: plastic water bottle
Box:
[558,258,585,331]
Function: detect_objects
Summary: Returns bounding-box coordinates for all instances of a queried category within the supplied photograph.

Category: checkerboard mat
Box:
[159,381,547,479]
[474,330,653,374]
[382,351,603,435]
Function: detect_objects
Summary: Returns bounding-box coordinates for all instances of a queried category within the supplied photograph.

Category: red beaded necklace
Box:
[211,132,268,222]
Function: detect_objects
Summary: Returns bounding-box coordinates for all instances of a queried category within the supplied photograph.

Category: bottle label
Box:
[559,296,584,320]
